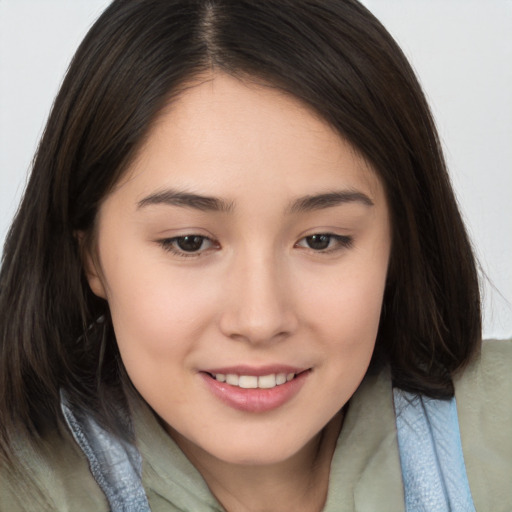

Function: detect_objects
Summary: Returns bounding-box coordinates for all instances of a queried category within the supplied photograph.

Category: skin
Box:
[85,73,391,511]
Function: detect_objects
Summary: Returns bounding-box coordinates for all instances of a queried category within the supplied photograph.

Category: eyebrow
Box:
[137,189,234,212]
[287,190,374,213]
[137,188,374,214]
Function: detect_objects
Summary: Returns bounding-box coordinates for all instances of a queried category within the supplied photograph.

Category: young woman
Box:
[1,1,510,511]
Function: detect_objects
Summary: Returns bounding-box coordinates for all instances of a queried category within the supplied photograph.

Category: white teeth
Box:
[258,374,276,389]
[226,374,239,386]
[276,373,287,385]
[239,375,258,389]
[213,372,296,389]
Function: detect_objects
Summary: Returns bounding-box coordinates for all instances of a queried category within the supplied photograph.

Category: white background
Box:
[1,0,510,339]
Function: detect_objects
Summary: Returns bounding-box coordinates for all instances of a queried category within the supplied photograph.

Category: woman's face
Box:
[86,73,391,466]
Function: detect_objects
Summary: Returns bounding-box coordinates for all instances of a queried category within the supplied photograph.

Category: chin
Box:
[197,431,317,467]
[212,445,299,467]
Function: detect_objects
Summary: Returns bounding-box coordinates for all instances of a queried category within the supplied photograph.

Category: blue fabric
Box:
[60,391,151,512]
[393,389,476,512]
[60,389,476,511]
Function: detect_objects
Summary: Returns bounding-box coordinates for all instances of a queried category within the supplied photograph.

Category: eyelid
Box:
[157,235,219,258]
[295,233,354,252]
[156,231,353,257]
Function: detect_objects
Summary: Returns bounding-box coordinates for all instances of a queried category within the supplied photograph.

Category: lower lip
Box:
[200,371,310,413]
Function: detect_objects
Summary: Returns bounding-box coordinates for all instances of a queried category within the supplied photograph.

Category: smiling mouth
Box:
[206,372,297,389]
[201,368,311,412]
[204,368,312,390]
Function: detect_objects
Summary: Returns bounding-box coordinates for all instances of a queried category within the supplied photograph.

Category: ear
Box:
[76,231,107,299]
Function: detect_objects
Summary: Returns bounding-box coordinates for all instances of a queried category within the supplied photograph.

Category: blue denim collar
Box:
[60,388,476,512]
[394,389,476,512]
[60,390,151,512]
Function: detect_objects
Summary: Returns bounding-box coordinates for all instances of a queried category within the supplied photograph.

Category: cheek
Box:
[305,261,387,343]
[333,278,384,336]
[102,252,219,360]
[310,271,386,401]
[103,261,219,411]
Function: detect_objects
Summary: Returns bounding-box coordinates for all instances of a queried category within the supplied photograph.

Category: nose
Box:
[219,251,298,345]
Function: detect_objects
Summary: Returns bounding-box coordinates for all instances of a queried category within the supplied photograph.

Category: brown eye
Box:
[158,235,217,256]
[176,235,206,252]
[305,234,331,250]
[295,233,353,252]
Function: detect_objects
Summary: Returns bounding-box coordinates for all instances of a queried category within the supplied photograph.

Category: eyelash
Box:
[157,233,353,258]
[294,234,354,253]
[158,235,218,257]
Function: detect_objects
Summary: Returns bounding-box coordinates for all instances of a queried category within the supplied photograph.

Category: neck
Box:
[169,411,344,512]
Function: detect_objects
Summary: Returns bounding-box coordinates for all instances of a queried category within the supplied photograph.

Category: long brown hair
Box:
[0,0,481,463]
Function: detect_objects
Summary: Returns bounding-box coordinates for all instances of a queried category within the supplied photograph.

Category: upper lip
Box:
[201,365,310,376]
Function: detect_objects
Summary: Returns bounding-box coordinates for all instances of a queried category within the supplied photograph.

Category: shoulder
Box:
[0,424,108,512]
[455,338,512,411]
[455,338,512,511]
[458,337,512,384]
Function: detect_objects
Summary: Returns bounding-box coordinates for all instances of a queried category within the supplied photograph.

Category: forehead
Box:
[116,72,384,204]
